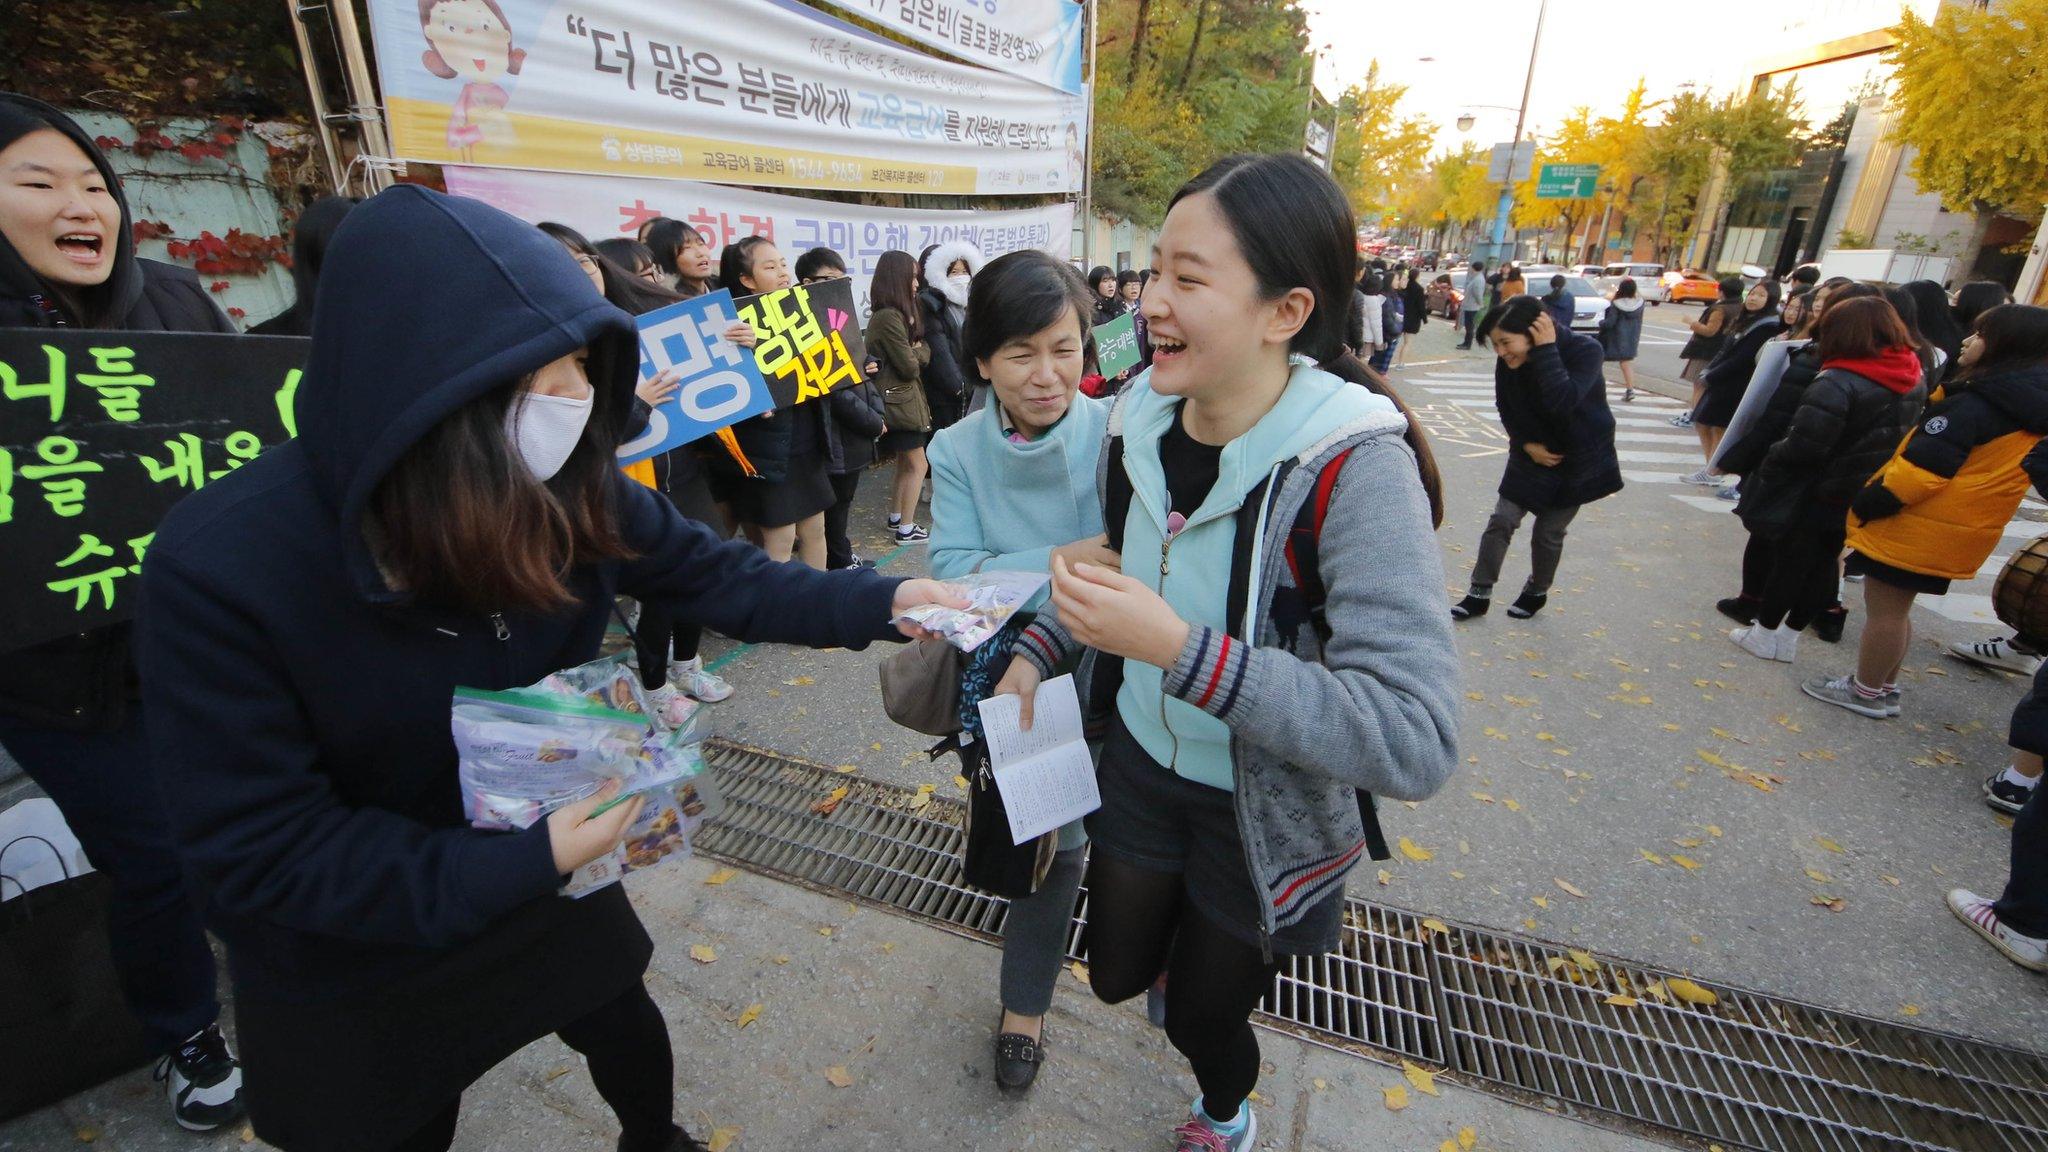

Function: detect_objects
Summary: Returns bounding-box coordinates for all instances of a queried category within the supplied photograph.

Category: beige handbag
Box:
[878,637,966,736]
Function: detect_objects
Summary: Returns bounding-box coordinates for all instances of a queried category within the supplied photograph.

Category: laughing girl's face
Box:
[0,129,119,290]
[425,0,515,83]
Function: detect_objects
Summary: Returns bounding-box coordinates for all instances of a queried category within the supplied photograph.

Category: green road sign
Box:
[1537,163,1601,199]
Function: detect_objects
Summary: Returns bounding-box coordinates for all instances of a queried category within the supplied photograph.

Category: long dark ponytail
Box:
[1166,154,1444,526]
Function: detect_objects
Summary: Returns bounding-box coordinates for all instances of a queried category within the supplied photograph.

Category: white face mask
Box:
[503,391,592,482]
[947,273,972,291]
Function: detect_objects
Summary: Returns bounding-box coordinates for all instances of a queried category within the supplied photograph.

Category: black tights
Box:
[1083,854,1278,1123]
[388,982,680,1152]
[633,604,702,691]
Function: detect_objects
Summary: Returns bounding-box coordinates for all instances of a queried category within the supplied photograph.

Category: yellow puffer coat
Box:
[1846,367,2048,580]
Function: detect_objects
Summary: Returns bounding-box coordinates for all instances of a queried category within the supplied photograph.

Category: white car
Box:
[1570,264,1605,280]
[1594,262,1670,304]
[1560,276,1609,331]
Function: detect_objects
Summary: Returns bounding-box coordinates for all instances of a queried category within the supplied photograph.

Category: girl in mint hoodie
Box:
[993,155,1462,1152]
[926,251,1112,1093]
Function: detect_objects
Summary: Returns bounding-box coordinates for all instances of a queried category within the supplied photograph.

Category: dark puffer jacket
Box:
[1742,349,1927,517]
[1494,331,1624,512]
[1717,341,1821,477]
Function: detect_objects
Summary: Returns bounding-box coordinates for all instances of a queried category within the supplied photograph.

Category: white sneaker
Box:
[644,684,701,729]
[668,657,734,703]
[1947,889,2048,973]
[1730,625,1777,661]
[1949,637,2044,676]
[1771,624,1799,663]
[1681,467,1721,486]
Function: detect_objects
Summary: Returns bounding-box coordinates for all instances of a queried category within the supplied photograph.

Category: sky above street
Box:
[1300,0,1938,157]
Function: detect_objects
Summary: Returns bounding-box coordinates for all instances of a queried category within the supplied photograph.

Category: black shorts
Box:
[1846,551,1952,596]
[1087,718,1345,956]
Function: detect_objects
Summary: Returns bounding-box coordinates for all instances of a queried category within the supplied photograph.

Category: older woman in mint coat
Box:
[926,250,1113,1094]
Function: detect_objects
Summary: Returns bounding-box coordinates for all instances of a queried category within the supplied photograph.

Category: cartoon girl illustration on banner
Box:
[418,0,525,159]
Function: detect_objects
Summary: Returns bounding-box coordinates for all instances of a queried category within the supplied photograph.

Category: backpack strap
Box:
[1282,447,1390,862]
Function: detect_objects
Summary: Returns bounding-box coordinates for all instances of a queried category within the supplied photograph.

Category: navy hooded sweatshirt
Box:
[137,186,905,1001]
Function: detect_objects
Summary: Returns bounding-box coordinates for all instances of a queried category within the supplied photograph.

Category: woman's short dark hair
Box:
[1814,296,1912,363]
[963,250,1094,369]
[1360,272,1385,295]
[369,344,637,615]
[1902,279,1962,363]
[1960,304,2048,381]
[869,249,924,341]
[1087,265,1116,293]
[594,237,655,275]
[1716,277,1745,304]
[1165,153,1442,525]
[643,218,701,279]
[1615,277,1638,299]
[794,246,846,282]
[1955,280,2015,330]
[1115,268,1141,290]
[1475,294,1544,344]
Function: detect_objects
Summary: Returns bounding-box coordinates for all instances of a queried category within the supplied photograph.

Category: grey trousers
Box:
[999,847,1087,1016]
[1468,495,1581,599]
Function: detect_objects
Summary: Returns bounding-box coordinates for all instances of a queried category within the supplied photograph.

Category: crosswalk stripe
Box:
[1620,449,1711,465]
[1616,431,1703,447]
[1669,494,1736,514]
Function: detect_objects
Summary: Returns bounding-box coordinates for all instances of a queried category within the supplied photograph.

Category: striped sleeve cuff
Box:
[1163,625,1252,720]
[1013,619,1076,678]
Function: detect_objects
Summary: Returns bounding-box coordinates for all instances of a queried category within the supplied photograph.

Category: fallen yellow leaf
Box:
[1643,979,1669,1002]
[1666,977,1719,1006]
[1459,1127,1478,1150]
[1811,896,1847,912]
[1523,917,1539,930]
[704,868,738,886]
[1377,868,1394,885]
[1439,1141,1458,1152]
[1531,895,1550,909]
[818,926,833,936]
[1640,849,1666,865]
[1901,1003,1921,1016]
[1503,798,1522,812]
[1403,1062,1441,1097]
[1671,855,1701,871]
[1070,960,1090,984]
[1606,994,1639,1007]
[689,944,717,964]
[709,1127,741,1152]
[772,954,791,965]
[810,785,850,816]
[908,784,935,811]
[953,774,969,790]
[824,1065,854,1088]
[1312,1077,1327,1091]
[1804,869,1831,884]
[784,675,815,686]
[1706,825,1723,837]
[1568,948,1598,971]
[1421,918,1449,935]
[1662,722,1683,732]
[1470,791,1496,803]
[1816,836,1846,854]
[1399,837,1435,862]
[736,1003,763,1029]
[1383,1083,1409,1111]
[1555,877,1588,899]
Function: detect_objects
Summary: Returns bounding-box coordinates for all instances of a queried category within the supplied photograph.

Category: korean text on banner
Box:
[810,0,1085,94]
[617,290,772,465]
[443,165,1074,313]
[369,0,1088,195]
[734,278,869,410]
[0,332,305,652]
[1093,312,1140,378]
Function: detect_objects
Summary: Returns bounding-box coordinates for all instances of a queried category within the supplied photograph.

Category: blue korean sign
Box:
[615,290,773,464]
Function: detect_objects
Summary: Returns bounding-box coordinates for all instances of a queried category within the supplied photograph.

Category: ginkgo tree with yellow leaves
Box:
[1888,0,2048,220]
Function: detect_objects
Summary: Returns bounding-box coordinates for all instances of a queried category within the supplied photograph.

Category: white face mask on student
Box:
[947,273,972,292]
[503,391,592,481]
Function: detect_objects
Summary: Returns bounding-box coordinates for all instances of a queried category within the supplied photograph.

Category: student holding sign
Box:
[927,250,1111,1093]
[0,93,246,1132]
[135,187,963,1152]
[715,236,835,567]
[991,155,1462,1152]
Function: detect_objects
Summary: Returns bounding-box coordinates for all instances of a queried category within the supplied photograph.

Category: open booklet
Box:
[974,673,1102,844]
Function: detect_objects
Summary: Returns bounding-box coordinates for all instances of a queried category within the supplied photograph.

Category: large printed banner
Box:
[370,0,1088,194]
[812,0,1085,94]
[443,164,1073,309]
[0,331,306,652]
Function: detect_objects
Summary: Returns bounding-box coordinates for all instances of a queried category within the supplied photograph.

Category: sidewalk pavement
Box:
[3,852,1683,1152]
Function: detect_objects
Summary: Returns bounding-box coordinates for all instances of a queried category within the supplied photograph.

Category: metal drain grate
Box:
[693,741,2048,1152]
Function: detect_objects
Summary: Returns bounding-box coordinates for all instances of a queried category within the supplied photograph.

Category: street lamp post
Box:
[1485,0,1549,268]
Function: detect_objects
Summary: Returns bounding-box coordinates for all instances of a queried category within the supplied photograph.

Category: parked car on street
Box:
[1570,264,1606,280]
[1595,262,1670,303]
[1664,271,1722,305]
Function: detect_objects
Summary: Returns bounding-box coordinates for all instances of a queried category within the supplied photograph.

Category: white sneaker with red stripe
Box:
[1946,889,2048,973]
